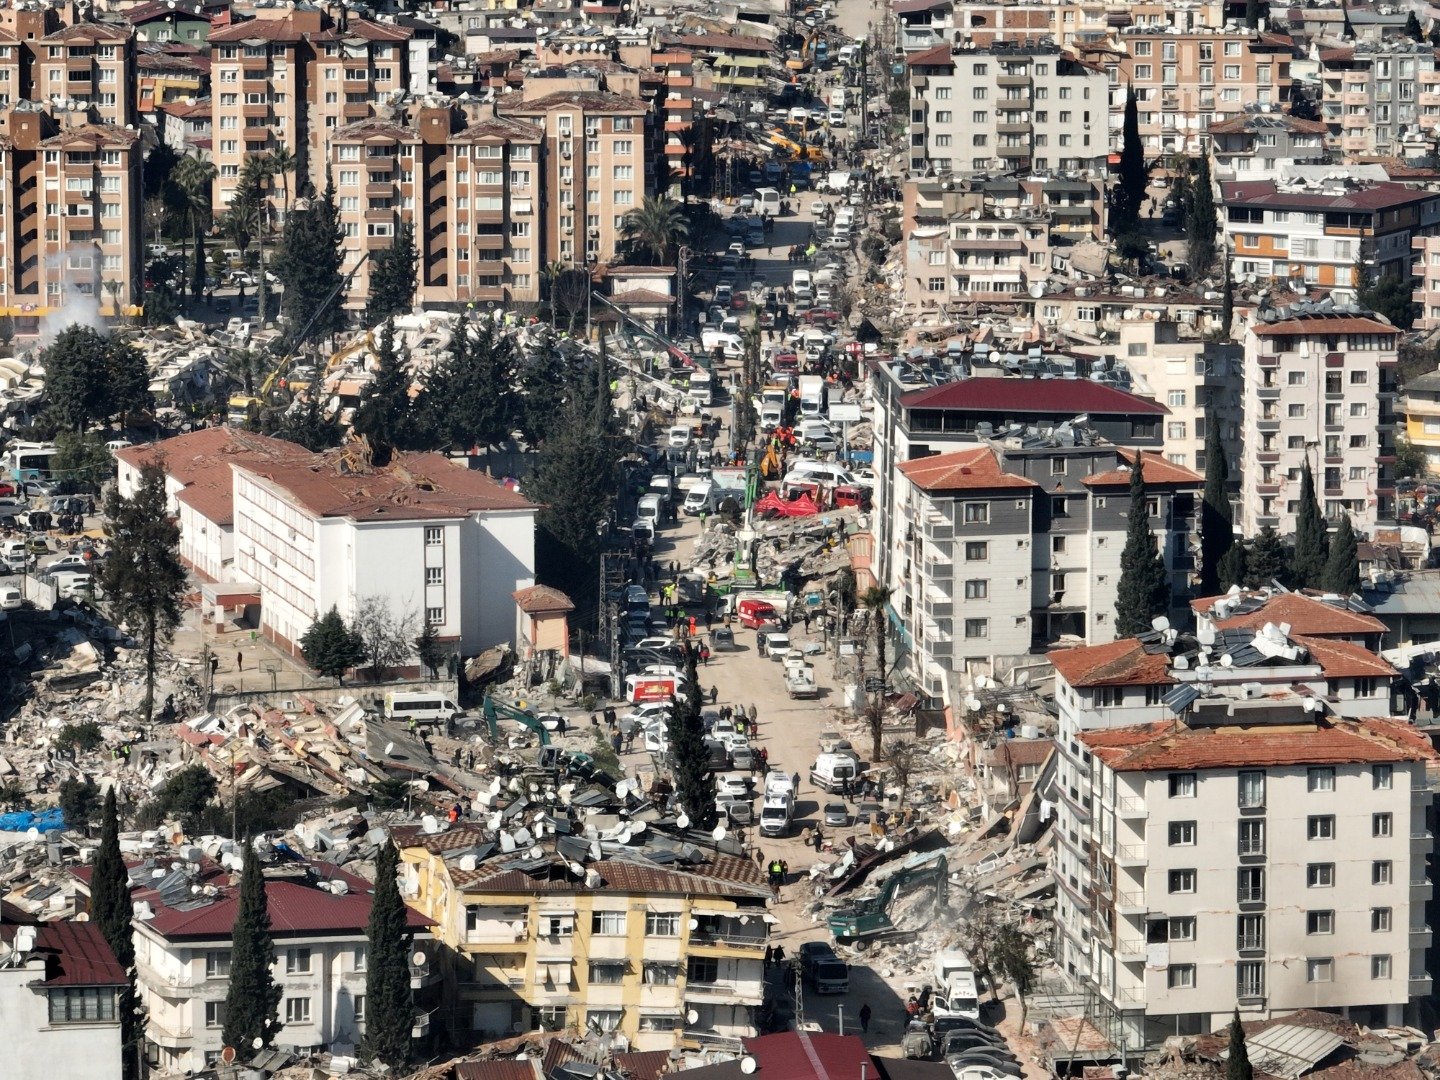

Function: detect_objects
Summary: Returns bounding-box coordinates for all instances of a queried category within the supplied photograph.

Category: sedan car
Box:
[823,801,850,827]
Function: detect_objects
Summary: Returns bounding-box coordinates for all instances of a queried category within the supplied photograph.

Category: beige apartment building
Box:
[906,41,1108,176]
[1239,303,1399,537]
[1076,29,1292,159]
[1319,42,1436,161]
[903,205,1053,314]
[893,0,1226,54]
[1208,112,1327,183]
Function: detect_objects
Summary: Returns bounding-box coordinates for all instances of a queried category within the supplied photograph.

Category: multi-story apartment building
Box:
[1239,303,1399,535]
[1399,368,1440,477]
[906,41,1108,176]
[1412,234,1440,332]
[396,822,771,1051]
[1318,42,1435,161]
[74,857,435,1075]
[889,443,1201,703]
[902,174,1106,249]
[1208,112,1327,182]
[903,205,1054,314]
[1222,173,1440,288]
[503,90,648,267]
[1076,29,1293,159]
[1048,624,1429,1050]
[32,21,135,128]
[892,0,1227,54]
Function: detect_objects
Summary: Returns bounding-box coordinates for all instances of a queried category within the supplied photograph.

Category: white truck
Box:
[798,374,825,419]
[931,950,982,1020]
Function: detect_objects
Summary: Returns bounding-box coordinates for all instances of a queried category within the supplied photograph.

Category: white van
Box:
[755,187,781,216]
[52,571,94,601]
[810,751,860,793]
[636,494,663,525]
[383,691,461,728]
[759,793,794,838]
[828,106,845,126]
[0,586,20,610]
[784,461,855,487]
[792,269,814,303]
[683,481,716,516]
[829,88,847,110]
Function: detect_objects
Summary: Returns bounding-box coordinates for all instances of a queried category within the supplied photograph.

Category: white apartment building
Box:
[906,41,1108,176]
[1239,303,1399,536]
[1208,112,1327,183]
[1318,41,1435,161]
[903,206,1052,313]
[1047,620,1427,1051]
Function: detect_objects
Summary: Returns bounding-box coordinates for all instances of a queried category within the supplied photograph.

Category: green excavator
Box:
[482,696,552,747]
[828,854,949,947]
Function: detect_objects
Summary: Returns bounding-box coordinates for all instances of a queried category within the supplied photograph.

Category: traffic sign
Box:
[864,677,885,693]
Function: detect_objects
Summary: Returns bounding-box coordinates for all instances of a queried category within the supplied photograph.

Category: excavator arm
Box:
[483,696,553,747]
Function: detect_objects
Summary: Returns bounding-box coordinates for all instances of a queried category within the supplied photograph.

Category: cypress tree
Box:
[362,842,414,1068]
[275,176,345,347]
[222,849,282,1055]
[1218,541,1247,591]
[92,789,142,1080]
[365,221,417,328]
[352,321,415,460]
[1115,455,1171,637]
[666,647,713,828]
[1322,515,1361,596]
[1220,269,1235,337]
[1292,459,1329,589]
[1244,526,1286,588]
[1185,153,1218,278]
[300,606,365,684]
[1114,87,1148,229]
[1199,413,1234,596]
[1227,1011,1253,1080]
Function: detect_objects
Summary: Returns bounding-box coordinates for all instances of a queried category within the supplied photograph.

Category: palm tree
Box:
[172,154,216,304]
[618,195,689,265]
[235,153,274,322]
[266,143,297,220]
[859,584,894,759]
[542,260,568,328]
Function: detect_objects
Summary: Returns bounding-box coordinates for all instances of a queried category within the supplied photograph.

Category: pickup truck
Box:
[784,662,819,699]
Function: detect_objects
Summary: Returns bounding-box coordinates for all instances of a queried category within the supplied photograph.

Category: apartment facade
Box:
[903,206,1054,313]
[889,444,1201,702]
[33,21,135,127]
[1412,234,1440,332]
[906,41,1108,176]
[1208,112,1327,183]
[1318,42,1436,161]
[892,0,1228,55]
[1400,369,1440,478]
[397,823,771,1051]
[1239,305,1399,536]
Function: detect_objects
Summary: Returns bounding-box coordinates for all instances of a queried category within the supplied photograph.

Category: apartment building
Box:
[137,47,208,124]
[906,41,1108,176]
[1239,303,1399,536]
[73,857,434,1075]
[889,443,1201,702]
[1222,173,1440,288]
[32,21,134,128]
[892,0,1227,54]
[1412,235,1440,332]
[902,174,1106,250]
[396,822,771,1051]
[1318,42,1435,161]
[1208,112,1327,182]
[3,914,125,1080]
[503,90,648,267]
[903,205,1054,314]
[1399,369,1440,477]
[1076,29,1292,158]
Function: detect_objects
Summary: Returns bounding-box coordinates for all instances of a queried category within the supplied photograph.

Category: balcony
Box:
[1116,891,1146,915]
[1256,385,1280,399]
[1116,844,1146,867]
[1117,795,1147,820]
[1238,888,1266,907]
[688,926,766,953]
[1237,935,1265,954]
[684,980,765,1005]
[1116,936,1146,960]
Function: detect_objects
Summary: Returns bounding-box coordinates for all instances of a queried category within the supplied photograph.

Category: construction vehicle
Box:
[483,696,552,747]
[828,854,949,947]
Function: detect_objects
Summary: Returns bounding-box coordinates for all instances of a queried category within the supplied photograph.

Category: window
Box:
[1237,914,1265,951]
[589,961,625,984]
[587,1009,623,1032]
[205,1001,226,1028]
[964,579,989,600]
[1373,860,1393,885]
[354,946,367,972]
[1237,961,1265,999]
[1096,687,1123,707]
[1373,813,1393,838]
[963,502,989,523]
[688,957,719,984]
[1167,390,1187,407]
[1373,907,1393,932]
[426,567,443,586]
[48,987,116,1023]
[1372,954,1392,979]
[592,910,626,936]
[645,912,680,936]
[1307,910,1335,935]
[1238,867,1265,904]
[205,950,231,978]
[1167,964,1196,989]
[1168,773,1196,798]
[544,915,574,937]
[425,527,442,546]
[1307,767,1335,793]
[285,997,312,1024]
[1239,770,1265,808]
[643,963,679,985]
[1168,916,1196,941]
[1168,869,1196,894]
[964,618,989,639]
[285,947,312,974]
[1308,863,1335,888]
[353,995,366,1023]
[1051,456,1067,475]
[965,541,988,561]
[1307,958,1333,983]
[1168,821,1196,846]
[1308,816,1335,840]
[427,607,444,625]
[1239,820,1265,856]
[1373,764,1393,790]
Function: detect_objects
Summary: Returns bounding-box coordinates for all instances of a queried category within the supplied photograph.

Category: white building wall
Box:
[1,959,122,1080]
[462,510,536,653]
[177,502,232,581]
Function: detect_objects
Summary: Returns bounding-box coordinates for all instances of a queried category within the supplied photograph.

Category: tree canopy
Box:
[1322,515,1361,596]
[1113,87,1148,229]
[222,849,283,1054]
[366,221,417,328]
[275,179,346,347]
[1292,459,1329,589]
[362,841,415,1068]
[300,606,365,683]
[1199,412,1233,595]
[43,326,150,433]
[619,196,690,264]
[1115,457,1170,636]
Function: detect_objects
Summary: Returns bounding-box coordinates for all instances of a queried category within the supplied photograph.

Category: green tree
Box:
[1244,0,1266,28]
[1218,541,1247,591]
[92,789,143,1080]
[1244,525,1287,588]
[619,195,691,264]
[414,623,446,679]
[42,326,150,433]
[1406,10,1424,39]
[275,177,346,347]
[362,841,415,1068]
[666,646,713,828]
[1431,19,1440,47]
[1220,267,1234,337]
[265,392,344,452]
[101,462,187,721]
[52,433,114,494]
[1114,86,1148,230]
[517,332,573,445]
[860,584,894,760]
[1227,1011,1253,1080]
[222,848,283,1055]
[156,765,218,833]
[1359,273,1417,330]
[1292,459,1329,589]
[172,154,215,305]
[1115,229,1149,272]
[1199,413,1233,595]
[416,319,519,452]
[1185,152,1218,278]
[1115,456,1170,636]
[991,925,1035,1035]
[59,776,101,834]
[366,222,417,328]
[1322,515,1361,596]
[266,143,298,219]
[352,595,417,680]
[1395,436,1429,480]
[300,605,365,683]
[55,720,104,755]
[352,321,416,459]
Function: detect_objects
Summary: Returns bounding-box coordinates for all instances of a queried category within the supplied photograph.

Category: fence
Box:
[206,676,460,714]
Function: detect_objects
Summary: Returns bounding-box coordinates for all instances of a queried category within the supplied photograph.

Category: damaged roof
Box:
[1192,590,1388,636]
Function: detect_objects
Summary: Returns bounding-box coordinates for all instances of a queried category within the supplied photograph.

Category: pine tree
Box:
[223,849,282,1056]
[92,789,143,1079]
[414,623,446,678]
[1227,1011,1253,1080]
[275,176,345,347]
[1220,268,1235,337]
[366,222,417,328]
[1406,10,1423,39]
[1244,526,1286,588]
[517,332,573,446]
[1292,459,1329,589]
[1114,87,1148,229]
[1199,413,1233,595]
[362,842,414,1068]
[101,462,186,721]
[266,392,343,452]
[1322,515,1361,595]
[666,647,713,828]
[300,606,365,683]
[1218,542,1247,591]
[42,327,151,433]
[352,321,416,459]
[1115,455,1171,636]
[416,319,519,452]
[1185,153,1218,278]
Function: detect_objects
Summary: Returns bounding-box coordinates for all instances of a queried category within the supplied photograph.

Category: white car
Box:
[715,772,752,798]
[667,425,692,449]
[624,701,674,727]
[809,198,828,216]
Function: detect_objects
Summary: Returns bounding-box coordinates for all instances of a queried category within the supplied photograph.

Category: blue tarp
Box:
[0,808,65,833]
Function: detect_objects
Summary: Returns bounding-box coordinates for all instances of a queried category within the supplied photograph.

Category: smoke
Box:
[37,244,108,345]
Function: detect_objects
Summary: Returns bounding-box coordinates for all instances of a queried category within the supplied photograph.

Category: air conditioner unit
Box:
[563,225,574,234]
[588,227,600,237]
[562,149,572,159]
[562,176,571,185]
[585,123,599,135]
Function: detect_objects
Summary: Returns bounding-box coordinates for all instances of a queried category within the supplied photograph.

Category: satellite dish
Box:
[411,950,427,967]
[26,826,39,842]
[712,824,727,841]
[489,778,502,795]
[384,742,395,756]
[421,814,440,834]
[252,1037,264,1050]
[1028,282,1045,299]
[687,1010,700,1025]
[689,917,699,929]
[221,1047,237,1065]
[741,1057,759,1075]
[631,820,646,834]
[529,846,543,859]
[615,780,630,798]
[676,813,690,829]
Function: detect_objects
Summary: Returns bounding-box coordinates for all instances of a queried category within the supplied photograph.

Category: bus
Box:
[4,442,59,482]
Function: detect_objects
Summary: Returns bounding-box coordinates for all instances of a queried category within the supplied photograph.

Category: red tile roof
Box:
[745,1032,876,1080]
[1208,113,1328,136]
[1080,449,1203,488]
[448,855,769,897]
[1221,179,1437,213]
[1049,638,1177,688]
[507,90,646,114]
[0,919,126,986]
[512,585,575,614]
[900,377,1166,416]
[905,43,953,66]
[1081,716,1438,772]
[897,445,1039,493]
[615,1051,673,1080]
[1251,315,1398,336]
[455,1062,542,1080]
[1191,590,1388,636]
[1293,634,1397,678]
[209,18,307,43]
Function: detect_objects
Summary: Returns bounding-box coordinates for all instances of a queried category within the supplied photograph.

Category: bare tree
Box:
[351,596,418,680]
[885,739,921,806]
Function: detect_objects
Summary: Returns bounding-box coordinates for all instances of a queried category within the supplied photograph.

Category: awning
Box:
[590,958,627,968]
[691,906,738,918]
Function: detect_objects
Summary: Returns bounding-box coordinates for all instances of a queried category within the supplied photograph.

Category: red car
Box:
[737,598,780,629]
